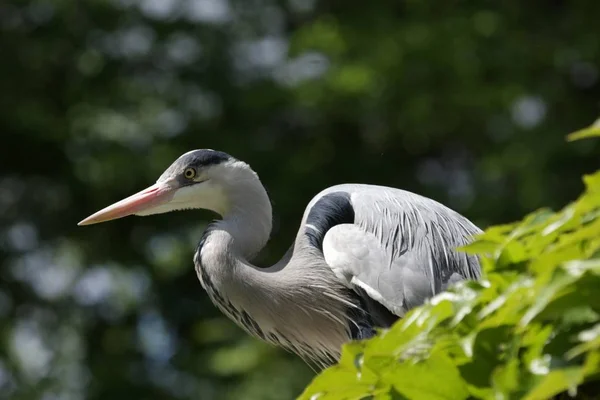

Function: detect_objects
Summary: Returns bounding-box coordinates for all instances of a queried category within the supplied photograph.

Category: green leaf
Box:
[459,326,512,388]
[492,357,523,395]
[524,367,584,400]
[567,118,600,141]
[458,239,500,255]
[567,324,600,359]
[520,269,579,327]
[583,171,600,193]
[299,364,374,400]
[385,352,469,400]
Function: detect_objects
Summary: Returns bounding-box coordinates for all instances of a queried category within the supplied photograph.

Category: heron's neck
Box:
[213,175,273,260]
[196,174,282,316]
[195,175,353,366]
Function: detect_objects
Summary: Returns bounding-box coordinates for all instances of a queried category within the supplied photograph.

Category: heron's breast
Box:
[200,273,349,366]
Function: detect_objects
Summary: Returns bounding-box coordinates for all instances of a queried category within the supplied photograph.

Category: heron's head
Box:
[78,149,258,226]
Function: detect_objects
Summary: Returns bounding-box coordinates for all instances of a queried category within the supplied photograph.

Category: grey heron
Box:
[79,149,482,368]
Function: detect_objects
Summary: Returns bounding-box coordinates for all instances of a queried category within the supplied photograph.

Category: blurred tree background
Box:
[1,1,599,399]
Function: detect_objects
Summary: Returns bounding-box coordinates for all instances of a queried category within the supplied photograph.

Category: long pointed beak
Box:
[78,183,175,226]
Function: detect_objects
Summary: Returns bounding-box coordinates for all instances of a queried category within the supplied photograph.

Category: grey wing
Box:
[319,185,482,317]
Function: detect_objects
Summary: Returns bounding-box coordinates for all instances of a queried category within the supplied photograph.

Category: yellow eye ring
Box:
[184,167,196,179]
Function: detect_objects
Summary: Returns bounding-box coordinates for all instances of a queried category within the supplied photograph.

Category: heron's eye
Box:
[184,167,196,179]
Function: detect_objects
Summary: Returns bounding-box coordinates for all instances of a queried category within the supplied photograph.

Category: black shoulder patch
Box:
[305,191,355,251]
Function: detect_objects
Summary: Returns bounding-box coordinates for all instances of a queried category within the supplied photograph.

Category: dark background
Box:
[1,1,599,399]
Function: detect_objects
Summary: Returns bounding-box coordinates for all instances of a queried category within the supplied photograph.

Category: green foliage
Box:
[302,138,600,399]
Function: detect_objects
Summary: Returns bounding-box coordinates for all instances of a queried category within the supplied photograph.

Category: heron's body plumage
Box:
[195,178,481,368]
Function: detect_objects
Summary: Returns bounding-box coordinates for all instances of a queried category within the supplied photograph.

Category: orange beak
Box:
[78,183,175,226]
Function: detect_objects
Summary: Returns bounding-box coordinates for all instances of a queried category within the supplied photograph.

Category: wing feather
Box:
[314,184,481,318]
